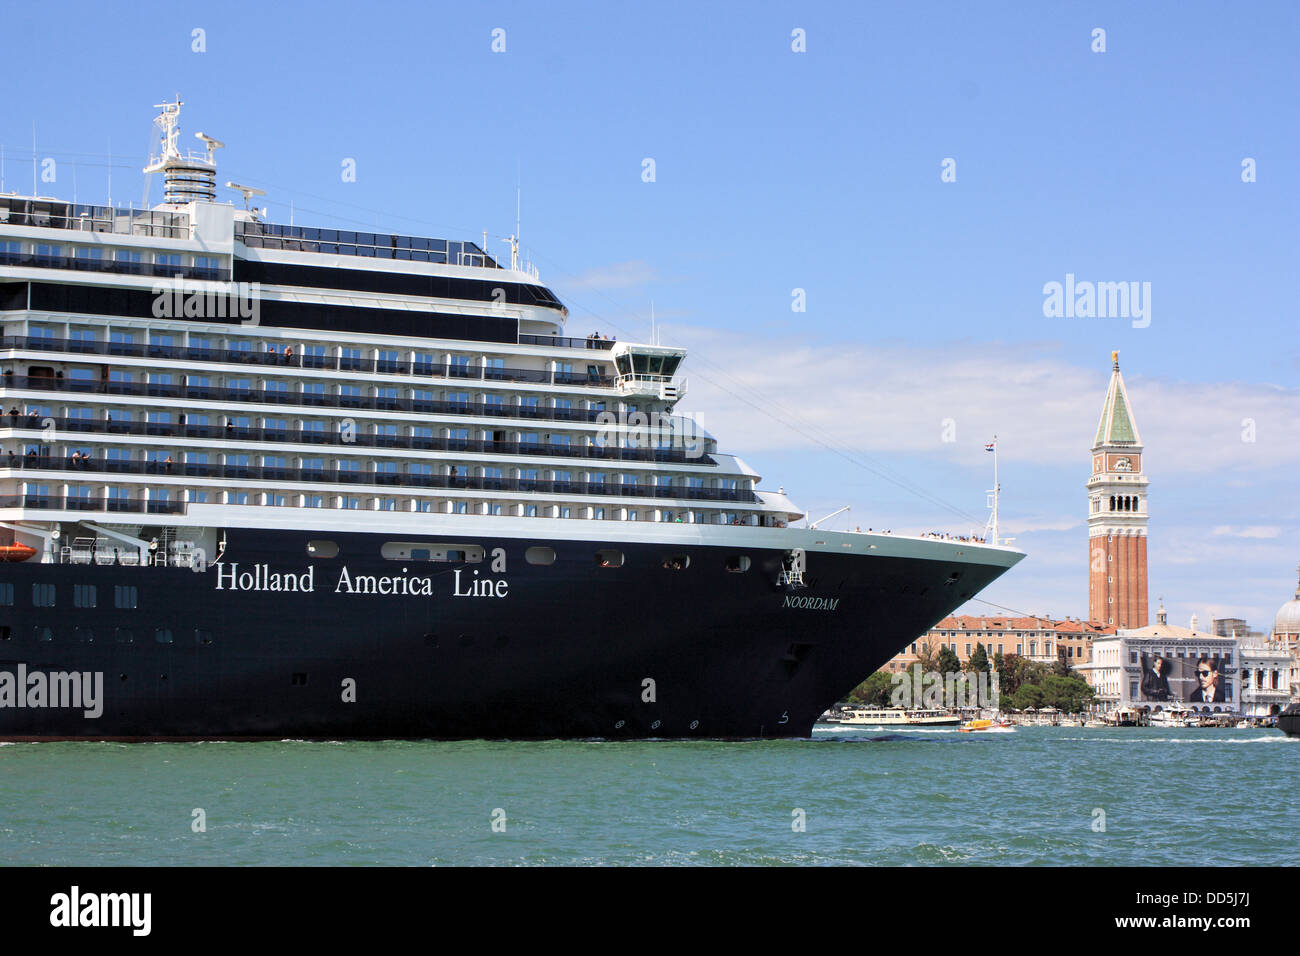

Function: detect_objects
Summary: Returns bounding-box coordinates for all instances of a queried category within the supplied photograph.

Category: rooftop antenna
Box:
[143,100,222,204]
[31,122,36,196]
[225,181,266,211]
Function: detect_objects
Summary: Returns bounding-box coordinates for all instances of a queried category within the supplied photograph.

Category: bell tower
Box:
[1087,351,1149,627]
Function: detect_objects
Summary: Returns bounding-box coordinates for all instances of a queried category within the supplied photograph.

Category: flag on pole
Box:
[985,440,996,452]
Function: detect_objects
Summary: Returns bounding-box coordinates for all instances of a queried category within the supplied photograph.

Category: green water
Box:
[1,726,1295,866]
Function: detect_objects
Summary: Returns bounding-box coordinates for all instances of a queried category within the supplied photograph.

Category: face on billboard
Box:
[1139,653,1231,704]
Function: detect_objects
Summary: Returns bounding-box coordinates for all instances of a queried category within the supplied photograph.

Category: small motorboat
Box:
[959,718,1014,733]
[0,543,36,562]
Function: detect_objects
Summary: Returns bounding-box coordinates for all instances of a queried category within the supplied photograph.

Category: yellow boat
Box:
[959,718,1013,733]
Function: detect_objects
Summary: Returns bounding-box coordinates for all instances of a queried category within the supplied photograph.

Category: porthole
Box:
[306,540,340,558]
[595,549,624,568]
[661,554,689,570]
[525,546,556,566]
[114,627,134,644]
[33,625,53,642]
[75,626,95,643]
[155,628,174,644]
[724,555,751,573]
[194,629,213,645]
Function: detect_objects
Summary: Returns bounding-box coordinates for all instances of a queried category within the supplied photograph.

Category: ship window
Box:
[307,540,340,558]
[291,672,308,686]
[724,555,751,573]
[74,584,97,608]
[381,542,484,562]
[525,546,556,566]
[34,626,53,642]
[114,585,138,609]
[155,628,174,644]
[194,629,214,645]
[76,626,95,643]
[661,554,690,570]
[32,583,55,607]
[114,627,134,644]
[595,549,623,568]
[0,582,12,605]
[0,626,10,641]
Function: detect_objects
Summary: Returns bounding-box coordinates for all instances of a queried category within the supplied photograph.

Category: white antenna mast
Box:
[984,435,1000,545]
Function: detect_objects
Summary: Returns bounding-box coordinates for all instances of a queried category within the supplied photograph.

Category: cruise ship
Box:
[0,102,1024,739]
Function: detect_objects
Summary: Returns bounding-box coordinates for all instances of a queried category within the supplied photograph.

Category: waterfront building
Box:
[885,615,1113,672]
[1080,605,1238,715]
[1236,636,1293,718]
[1270,565,1300,698]
[1087,351,1149,628]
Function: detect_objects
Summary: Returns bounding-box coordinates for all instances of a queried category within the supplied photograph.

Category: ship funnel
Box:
[142,100,221,204]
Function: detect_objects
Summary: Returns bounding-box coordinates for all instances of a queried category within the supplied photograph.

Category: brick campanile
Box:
[1086,351,1149,628]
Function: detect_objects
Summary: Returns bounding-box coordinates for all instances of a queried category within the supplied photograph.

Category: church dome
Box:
[1274,567,1300,636]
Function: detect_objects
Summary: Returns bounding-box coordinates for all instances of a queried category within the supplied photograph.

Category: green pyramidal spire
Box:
[1093,351,1141,447]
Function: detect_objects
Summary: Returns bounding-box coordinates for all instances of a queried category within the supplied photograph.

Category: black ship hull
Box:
[0,528,1017,739]
[1278,704,1300,738]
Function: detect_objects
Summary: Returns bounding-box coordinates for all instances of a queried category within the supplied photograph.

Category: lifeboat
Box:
[0,543,37,562]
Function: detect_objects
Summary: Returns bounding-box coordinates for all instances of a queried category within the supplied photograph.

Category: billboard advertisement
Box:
[1139,653,1232,704]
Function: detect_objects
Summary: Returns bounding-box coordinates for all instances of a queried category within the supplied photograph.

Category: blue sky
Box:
[4,1,1298,628]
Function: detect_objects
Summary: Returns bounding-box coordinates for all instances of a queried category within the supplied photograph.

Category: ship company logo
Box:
[151,274,260,324]
[0,665,103,718]
[49,886,151,936]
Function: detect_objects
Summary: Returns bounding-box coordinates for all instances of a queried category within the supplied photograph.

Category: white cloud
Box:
[1211,525,1282,539]
[556,259,657,290]
[670,332,1300,474]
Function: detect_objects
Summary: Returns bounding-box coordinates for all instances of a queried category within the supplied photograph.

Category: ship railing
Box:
[0,338,617,389]
[519,334,616,351]
[1,456,760,503]
[234,221,501,269]
[0,377,706,441]
[0,493,187,515]
[0,414,717,466]
[0,197,189,239]
[0,250,229,282]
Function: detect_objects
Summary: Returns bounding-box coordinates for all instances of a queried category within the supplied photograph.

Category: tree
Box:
[1039,674,1096,713]
[935,645,962,677]
[1010,683,1046,710]
[847,670,895,707]
[1051,652,1070,678]
[968,642,990,674]
[914,641,941,674]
